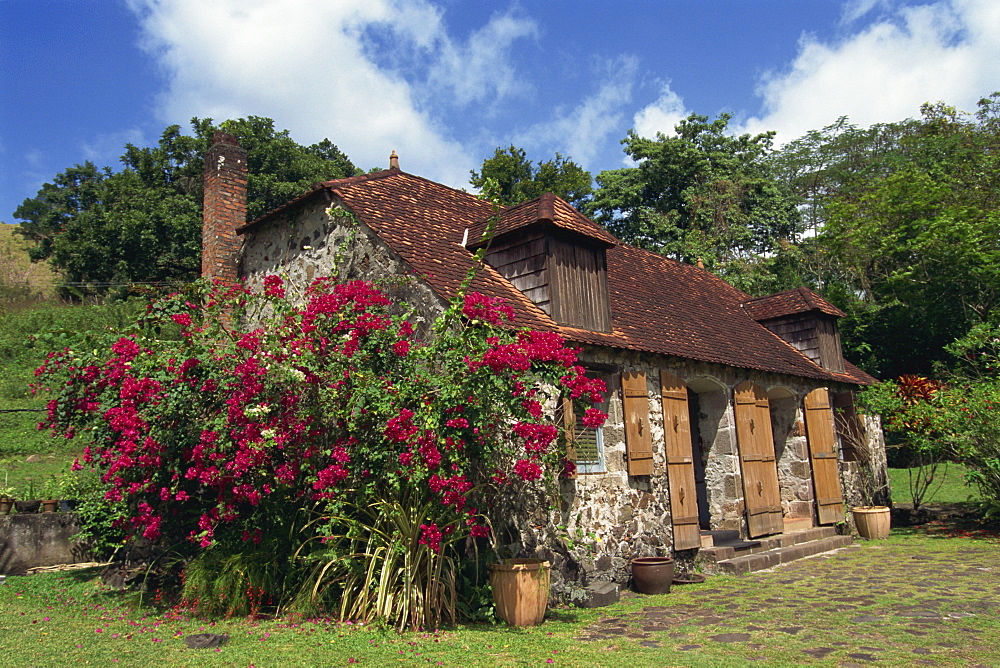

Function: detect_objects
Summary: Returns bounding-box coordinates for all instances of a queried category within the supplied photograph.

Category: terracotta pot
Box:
[489,558,550,626]
[853,506,891,539]
[0,497,14,515]
[41,499,59,513]
[631,556,675,595]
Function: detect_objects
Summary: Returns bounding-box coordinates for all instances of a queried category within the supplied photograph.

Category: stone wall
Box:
[0,513,89,575]
[240,198,447,331]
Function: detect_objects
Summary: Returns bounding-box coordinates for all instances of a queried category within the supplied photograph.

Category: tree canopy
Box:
[14,117,358,295]
[469,146,593,208]
[772,95,1000,377]
[586,114,802,288]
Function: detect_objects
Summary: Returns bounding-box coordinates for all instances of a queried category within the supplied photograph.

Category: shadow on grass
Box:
[890,503,1000,543]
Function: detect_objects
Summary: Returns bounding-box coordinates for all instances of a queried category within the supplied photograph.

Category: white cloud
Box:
[741,0,1000,143]
[427,13,538,107]
[631,82,689,139]
[518,55,639,166]
[125,0,538,188]
[839,0,892,25]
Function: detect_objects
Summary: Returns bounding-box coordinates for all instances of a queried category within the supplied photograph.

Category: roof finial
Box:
[389,150,399,170]
[696,257,705,269]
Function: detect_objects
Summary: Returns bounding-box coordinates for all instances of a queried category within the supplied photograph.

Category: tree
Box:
[470,146,593,208]
[587,114,801,287]
[812,95,1000,377]
[14,117,359,295]
[13,163,110,262]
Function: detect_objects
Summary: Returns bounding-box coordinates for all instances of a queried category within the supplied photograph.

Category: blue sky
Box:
[3,0,1000,224]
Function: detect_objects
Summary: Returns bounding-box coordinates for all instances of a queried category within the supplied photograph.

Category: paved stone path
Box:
[574,534,1000,665]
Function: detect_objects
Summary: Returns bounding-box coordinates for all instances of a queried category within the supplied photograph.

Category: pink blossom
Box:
[513,459,543,481]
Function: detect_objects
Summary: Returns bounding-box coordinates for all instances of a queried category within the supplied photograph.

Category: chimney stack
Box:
[389,150,400,170]
[202,131,247,285]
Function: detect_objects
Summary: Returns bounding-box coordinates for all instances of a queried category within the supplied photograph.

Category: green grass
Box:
[2,526,999,666]
[0,299,145,499]
[888,462,979,506]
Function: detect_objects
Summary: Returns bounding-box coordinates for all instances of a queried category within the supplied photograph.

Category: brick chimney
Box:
[201,131,247,284]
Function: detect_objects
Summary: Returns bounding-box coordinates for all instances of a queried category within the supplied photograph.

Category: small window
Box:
[565,371,611,474]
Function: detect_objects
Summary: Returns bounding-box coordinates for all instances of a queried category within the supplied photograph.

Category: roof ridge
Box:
[317,168,400,189]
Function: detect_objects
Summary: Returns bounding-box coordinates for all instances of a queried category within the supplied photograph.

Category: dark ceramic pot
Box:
[15,500,41,514]
[631,557,675,595]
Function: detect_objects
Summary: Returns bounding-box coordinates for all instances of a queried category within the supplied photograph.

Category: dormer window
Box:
[467,193,615,332]
[742,287,846,373]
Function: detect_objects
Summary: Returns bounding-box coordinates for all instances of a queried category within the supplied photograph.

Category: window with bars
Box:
[565,370,611,475]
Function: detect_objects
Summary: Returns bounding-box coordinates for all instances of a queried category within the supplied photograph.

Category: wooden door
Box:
[622,371,654,476]
[733,382,783,537]
[803,388,846,525]
[660,371,700,550]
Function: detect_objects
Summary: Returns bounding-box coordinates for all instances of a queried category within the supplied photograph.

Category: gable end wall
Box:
[239,198,448,329]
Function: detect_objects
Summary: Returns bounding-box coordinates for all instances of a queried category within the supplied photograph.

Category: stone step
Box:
[706,534,855,575]
[696,527,846,568]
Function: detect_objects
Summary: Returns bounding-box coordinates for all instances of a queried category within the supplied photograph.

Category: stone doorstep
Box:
[704,534,855,575]
[697,527,842,566]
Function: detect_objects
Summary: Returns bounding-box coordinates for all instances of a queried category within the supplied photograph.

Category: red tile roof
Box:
[742,287,847,320]
[240,170,872,385]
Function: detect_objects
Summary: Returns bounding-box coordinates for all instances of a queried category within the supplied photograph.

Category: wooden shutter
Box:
[660,371,700,550]
[561,398,578,478]
[733,381,783,537]
[622,371,654,476]
[804,388,846,525]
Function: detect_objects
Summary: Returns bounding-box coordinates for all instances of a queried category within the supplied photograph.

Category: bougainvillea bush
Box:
[34,276,605,628]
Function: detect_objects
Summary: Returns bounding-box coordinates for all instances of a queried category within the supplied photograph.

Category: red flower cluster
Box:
[462,292,515,326]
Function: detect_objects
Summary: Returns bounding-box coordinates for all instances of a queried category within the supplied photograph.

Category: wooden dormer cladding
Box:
[474,193,615,332]
[548,234,612,331]
[742,287,847,373]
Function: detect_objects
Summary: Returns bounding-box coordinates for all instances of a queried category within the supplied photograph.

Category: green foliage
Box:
[181,548,289,618]
[774,94,1000,377]
[60,465,128,559]
[470,146,593,207]
[587,114,801,282]
[297,487,469,631]
[860,322,1000,513]
[13,117,359,296]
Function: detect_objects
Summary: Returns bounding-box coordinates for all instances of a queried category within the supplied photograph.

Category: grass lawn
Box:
[888,462,979,507]
[2,524,999,667]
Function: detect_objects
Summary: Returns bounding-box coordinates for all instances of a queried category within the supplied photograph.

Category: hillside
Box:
[0,223,57,302]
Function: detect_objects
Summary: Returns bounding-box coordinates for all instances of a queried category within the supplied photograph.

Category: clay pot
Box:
[853,506,891,539]
[0,497,14,515]
[631,556,675,595]
[41,499,59,513]
[489,558,550,626]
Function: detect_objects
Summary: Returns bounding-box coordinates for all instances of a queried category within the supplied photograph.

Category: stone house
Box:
[201,133,885,596]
